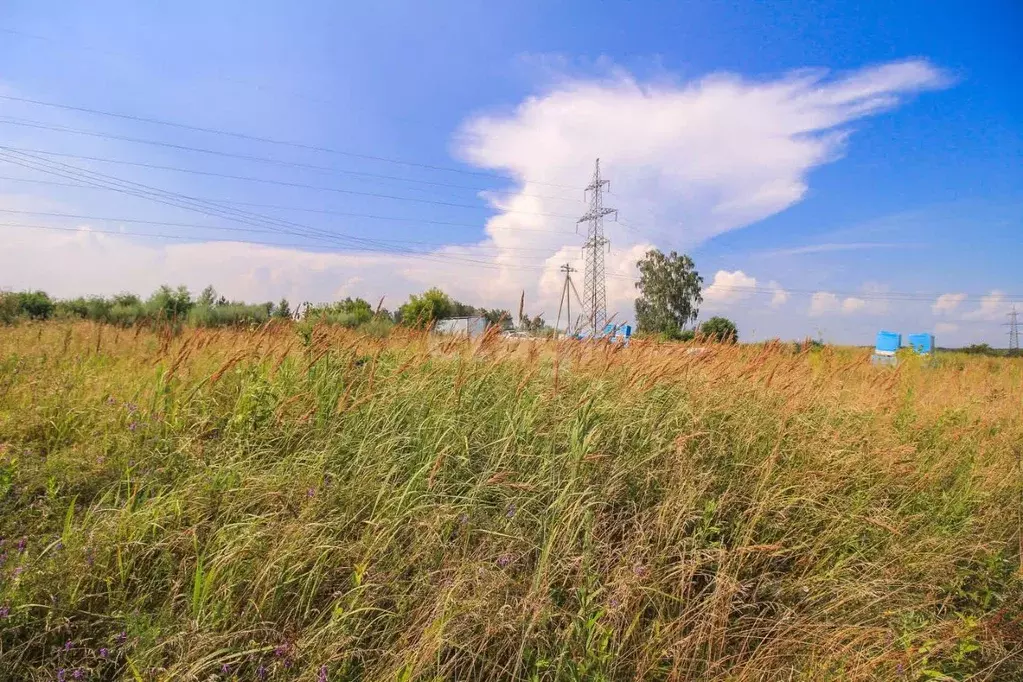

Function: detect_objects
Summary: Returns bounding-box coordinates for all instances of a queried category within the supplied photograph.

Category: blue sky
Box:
[0,1,1020,344]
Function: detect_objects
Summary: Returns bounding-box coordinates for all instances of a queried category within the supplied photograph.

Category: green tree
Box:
[634,249,703,336]
[0,292,18,324]
[14,291,55,320]
[197,285,217,308]
[526,314,545,332]
[147,285,193,320]
[482,308,512,329]
[699,316,739,343]
[397,288,452,328]
[273,298,292,319]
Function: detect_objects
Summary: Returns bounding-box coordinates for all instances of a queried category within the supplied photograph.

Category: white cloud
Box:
[962,290,1012,321]
[704,270,757,307]
[810,286,888,317]
[935,322,959,334]
[810,292,841,316]
[768,281,789,308]
[1,58,948,323]
[842,297,867,313]
[932,293,966,315]
[459,59,946,252]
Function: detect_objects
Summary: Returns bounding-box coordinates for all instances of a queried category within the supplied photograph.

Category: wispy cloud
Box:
[758,242,921,258]
[962,290,1013,321]
[810,283,890,317]
[932,292,966,315]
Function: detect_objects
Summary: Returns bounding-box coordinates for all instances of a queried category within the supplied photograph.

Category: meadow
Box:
[0,321,1020,681]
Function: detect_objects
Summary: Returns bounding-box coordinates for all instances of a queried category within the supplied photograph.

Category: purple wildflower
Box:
[318,664,328,682]
[273,644,287,658]
[17,537,26,553]
[128,421,138,432]
[0,604,9,618]
[505,503,516,518]
[307,487,316,499]
[72,669,83,680]
[896,663,905,676]
[114,631,126,646]
[220,663,230,674]
[0,551,7,565]
[64,639,73,651]
[56,540,64,551]
[497,554,512,567]
[126,403,138,414]
[57,669,66,682]
[632,562,647,577]
[99,648,108,658]
[256,664,267,680]
[12,566,24,577]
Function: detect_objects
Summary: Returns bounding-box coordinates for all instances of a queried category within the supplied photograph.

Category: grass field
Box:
[0,322,1021,681]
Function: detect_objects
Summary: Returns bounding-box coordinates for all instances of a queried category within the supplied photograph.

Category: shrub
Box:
[699,316,738,343]
[397,288,452,327]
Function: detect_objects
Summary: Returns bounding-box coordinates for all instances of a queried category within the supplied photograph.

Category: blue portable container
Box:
[907,333,934,355]
[874,330,901,355]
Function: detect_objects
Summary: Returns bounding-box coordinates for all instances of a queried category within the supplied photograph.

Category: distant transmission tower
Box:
[555,262,583,335]
[1007,305,1020,353]
[577,158,617,335]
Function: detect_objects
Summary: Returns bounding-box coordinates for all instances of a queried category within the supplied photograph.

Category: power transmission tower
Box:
[1007,305,1020,353]
[577,158,617,335]
[555,263,584,335]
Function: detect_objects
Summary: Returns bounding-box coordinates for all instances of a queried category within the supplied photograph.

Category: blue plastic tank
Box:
[875,330,901,355]
[907,333,934,354]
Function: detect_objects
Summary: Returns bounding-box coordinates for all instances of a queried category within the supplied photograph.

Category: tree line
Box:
[1,249,741,340]
[0,284,514,332]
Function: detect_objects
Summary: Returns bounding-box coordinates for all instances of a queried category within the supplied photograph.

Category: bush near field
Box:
[0,322,1021,681]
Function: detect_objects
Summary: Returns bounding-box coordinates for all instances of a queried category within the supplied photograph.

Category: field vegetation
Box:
[0,321,1020,681]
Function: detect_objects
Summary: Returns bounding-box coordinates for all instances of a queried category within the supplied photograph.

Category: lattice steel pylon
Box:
[1008,305,1020,353]
[577,158,617,335]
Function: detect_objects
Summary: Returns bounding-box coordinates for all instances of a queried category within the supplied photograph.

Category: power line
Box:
[0,174,578,235]
[0,92,582,190]
[0,148,574,273]
[0,144,582,219]
[5,157,1019,303]
[0,116,584,203]
[0,209,570,255]
[0,223,580,276]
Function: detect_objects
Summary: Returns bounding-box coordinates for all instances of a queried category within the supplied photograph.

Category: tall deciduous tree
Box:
[634,249,703,337]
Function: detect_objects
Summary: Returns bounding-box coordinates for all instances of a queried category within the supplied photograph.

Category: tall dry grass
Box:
[0,321,1020,681]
